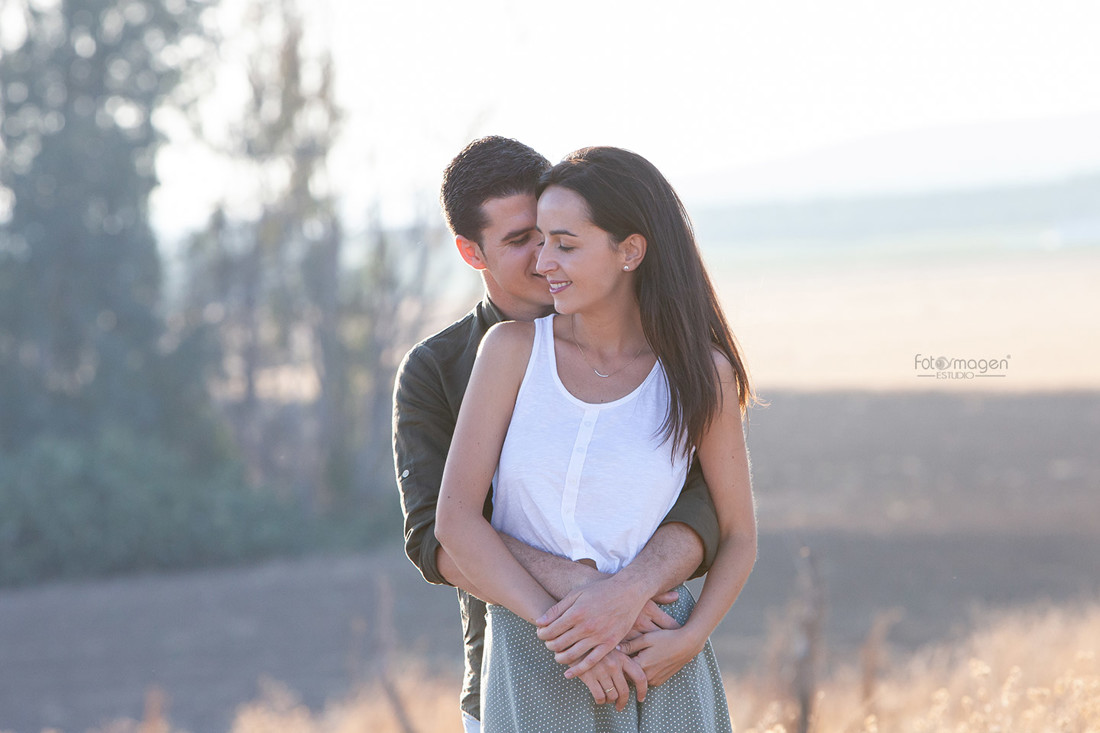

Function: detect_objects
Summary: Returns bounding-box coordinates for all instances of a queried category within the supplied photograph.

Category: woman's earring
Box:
[623,265,630,271]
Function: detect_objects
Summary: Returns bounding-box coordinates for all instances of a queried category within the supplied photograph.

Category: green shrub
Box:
[0,429,309,585]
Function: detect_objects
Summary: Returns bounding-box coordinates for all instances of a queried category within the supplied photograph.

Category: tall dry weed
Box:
[229,667,462,733]
[802,601,1100,732]
[47,599,1100,733]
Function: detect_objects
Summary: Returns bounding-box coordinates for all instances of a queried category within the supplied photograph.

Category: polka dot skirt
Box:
[481,585,732,733]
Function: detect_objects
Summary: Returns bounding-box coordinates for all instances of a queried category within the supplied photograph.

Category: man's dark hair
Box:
[440,136,550,245]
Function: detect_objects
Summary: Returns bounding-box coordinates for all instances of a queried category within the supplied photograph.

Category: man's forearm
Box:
[505,522,703,603]
[446,522,702,613]
[608,521,704,599]
[501,534,605,599]
[435,531,603,604]
[507,519,703,605]
[436,536,601,605]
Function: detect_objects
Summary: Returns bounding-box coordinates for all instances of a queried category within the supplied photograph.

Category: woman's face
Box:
[535,185,633,315]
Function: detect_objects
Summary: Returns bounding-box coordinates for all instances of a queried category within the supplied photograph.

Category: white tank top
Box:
[491,315,691,574]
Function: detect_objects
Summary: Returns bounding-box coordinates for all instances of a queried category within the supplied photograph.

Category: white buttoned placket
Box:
[491,315,687,577]
[560,408,600,561]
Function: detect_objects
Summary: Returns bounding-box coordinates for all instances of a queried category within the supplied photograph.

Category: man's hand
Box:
[535,578,681,679]
[627,595,682,638]
[534,578,645,677]
[577,649,648,711]
[616,628,705,688]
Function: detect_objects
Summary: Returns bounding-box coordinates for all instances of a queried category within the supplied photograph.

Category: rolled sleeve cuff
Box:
[413,530,450,587]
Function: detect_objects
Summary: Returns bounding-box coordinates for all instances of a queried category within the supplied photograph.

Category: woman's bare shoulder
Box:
[474,320,538,377]
[710,347,737,382]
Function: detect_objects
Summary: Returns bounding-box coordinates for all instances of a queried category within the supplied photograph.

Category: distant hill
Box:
[692,173,1100,248]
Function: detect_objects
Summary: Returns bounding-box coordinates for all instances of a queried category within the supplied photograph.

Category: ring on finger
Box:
[603,686,615,694]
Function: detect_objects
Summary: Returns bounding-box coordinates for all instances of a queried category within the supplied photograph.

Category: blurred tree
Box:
[181,0,343,509]
[0,0,224,462]
[179,0,450,515]
[0,1,320,584]
[343,204,448,512]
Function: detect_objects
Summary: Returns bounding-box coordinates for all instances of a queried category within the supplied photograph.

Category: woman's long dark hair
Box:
[539,147,756,450]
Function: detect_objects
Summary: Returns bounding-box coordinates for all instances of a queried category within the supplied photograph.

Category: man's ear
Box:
[456,235,487,271]
[620,233,647,272]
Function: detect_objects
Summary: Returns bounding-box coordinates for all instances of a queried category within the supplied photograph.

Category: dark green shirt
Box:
[392,297,720,721]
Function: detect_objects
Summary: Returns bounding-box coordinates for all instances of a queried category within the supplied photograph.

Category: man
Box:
[392,136,720,733]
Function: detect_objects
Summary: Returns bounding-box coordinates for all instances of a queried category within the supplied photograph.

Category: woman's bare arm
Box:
[434,322,557,623]
[614,352,758,685]
[678,353,758,639]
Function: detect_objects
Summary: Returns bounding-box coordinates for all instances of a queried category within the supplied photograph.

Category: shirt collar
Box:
[478,296,508,330]
[478,296,556,328]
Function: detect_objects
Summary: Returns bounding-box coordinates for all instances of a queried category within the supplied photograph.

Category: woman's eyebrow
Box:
[548,228,577,237]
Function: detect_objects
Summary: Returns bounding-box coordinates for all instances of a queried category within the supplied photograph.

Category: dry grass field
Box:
[57,600,1100,733]
[267,602,1100,733]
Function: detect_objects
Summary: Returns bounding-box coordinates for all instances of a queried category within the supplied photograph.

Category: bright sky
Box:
[154,0,1100,235]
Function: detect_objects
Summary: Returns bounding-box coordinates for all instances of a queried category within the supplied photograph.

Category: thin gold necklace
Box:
[571,315,647,379]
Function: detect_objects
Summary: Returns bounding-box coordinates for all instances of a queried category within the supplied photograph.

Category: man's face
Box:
[470,193,554,321]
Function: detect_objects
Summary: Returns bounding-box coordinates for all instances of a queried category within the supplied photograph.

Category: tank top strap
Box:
[515,314,555,402]
[531,314,556,378]
[533,313,555,351]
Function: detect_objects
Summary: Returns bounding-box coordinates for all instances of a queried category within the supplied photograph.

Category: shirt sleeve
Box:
[392,344,454,586]
[660,455,720,579]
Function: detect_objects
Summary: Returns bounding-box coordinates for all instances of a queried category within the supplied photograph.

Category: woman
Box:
[436,147,757,732]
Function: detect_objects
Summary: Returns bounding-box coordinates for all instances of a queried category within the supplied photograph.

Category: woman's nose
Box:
[535,248,554,275]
